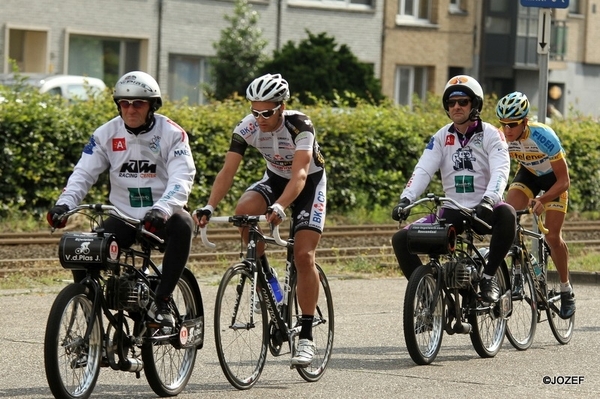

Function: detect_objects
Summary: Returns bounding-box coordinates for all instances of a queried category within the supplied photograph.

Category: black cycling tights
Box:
[392,204,516,280]
[72,209,194,301]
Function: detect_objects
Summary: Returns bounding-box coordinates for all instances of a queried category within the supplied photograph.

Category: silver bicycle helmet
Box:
[496,91,530,120]
[246,73,290,102]
[113,71,162,111]
[442,75,484,120]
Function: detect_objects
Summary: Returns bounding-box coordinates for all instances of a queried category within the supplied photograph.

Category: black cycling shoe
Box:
[559,291,576,319]
[479,277,500,302]
[150,298,175,328]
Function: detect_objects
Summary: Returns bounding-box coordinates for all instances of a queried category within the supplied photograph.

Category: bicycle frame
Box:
[56,205,203,369]
[400,194,510,365]
[203,215,300,346]
[403,194,508,321]
[45,203,205,398]
[513,209,556,313]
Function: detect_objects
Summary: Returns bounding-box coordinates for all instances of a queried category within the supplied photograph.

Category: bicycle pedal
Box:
[498,290,512,319]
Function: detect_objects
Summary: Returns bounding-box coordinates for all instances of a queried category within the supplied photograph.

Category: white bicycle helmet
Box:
[496,91,530,120]
[246,73,290,102]
[442,75,484,120]
[113,71,162,111]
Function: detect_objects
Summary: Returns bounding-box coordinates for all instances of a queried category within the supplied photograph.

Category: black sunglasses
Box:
[118,99,149,109]
[446,98,471,107]
[250,104,281,119]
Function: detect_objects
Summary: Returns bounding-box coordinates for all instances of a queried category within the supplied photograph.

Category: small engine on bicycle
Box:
[106,270,150,312]
[444,255,479,290]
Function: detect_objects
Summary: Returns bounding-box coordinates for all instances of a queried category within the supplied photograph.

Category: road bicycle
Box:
[199,214,334,390]
[505,207,574,350]
[398,194,511,365]
[44,204,205,399]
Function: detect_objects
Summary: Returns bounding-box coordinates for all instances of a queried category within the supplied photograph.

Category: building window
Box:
[394,66,428,106]
[168,54,213,105]
[515,6,538,66]
[290,0,373,8]
[68,35,143,87]
[449,0,465,14]
[6,28,48,73]
[568,0,580,15]
[398,0,432,22]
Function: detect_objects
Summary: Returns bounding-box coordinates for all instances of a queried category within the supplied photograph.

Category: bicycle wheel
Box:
[289,263,335,382]
[470,264,508,358]
[143,268,201,396]
[505,252,537,350]
[403,263,444,365]
[44,283,102,399]
[544,262,574,344]
[214,263,268,390]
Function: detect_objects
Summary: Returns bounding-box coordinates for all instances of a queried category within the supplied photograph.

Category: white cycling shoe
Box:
[291,338,315,366]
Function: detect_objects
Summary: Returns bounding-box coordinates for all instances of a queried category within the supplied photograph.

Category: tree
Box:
[260,31,384,105]
[210,0,268,100]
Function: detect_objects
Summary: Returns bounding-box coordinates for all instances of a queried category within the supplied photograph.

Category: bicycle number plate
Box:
[178,316,204,349]
[58,232,119,270]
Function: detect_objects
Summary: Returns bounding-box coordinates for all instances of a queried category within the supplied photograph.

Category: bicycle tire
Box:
[44,283,102,399]
[505,251,537,350]
[214,263,268,390]
[544,263,574,344]
[403,263,444,365]
[289,263,335,382]
[143,268,201,396]
[469,261,508,358]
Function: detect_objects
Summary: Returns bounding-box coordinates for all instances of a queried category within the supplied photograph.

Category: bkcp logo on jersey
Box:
[445,135,455,146]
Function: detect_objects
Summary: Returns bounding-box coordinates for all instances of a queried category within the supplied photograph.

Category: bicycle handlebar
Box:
[58,204,165,244]
[199,215,288,249]
[516,207,549,235]
[402,193,492,230]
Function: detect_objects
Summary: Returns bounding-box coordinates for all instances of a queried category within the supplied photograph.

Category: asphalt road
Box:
[1,277,599,399]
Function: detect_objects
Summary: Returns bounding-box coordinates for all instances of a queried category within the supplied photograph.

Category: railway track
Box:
[1,221,599,276]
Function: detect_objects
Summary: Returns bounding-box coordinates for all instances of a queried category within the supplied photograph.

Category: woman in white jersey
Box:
[194,73,326,367]
[391,75,517,303]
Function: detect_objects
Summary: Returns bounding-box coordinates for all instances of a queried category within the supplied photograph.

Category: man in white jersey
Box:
[391,75,517,303]
[496,91,575,318]
[47,71,196,327]
[193,73,326,367]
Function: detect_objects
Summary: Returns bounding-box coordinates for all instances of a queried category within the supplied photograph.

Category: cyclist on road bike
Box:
[391,75,517,303]
[496,91,575,318]
[193,73,326,367]
[46,71,196,328]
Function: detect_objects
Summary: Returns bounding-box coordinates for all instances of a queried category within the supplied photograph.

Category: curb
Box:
[559,270,600,286]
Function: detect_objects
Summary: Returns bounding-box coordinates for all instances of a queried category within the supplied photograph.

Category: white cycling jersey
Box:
[401,120,510,208]
[230,110,325,178]
[56,114,196,219]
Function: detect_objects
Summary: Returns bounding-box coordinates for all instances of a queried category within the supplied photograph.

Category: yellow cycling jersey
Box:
[507,121,565,176]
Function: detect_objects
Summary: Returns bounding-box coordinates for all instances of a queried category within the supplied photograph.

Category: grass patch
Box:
[0,270,72,291]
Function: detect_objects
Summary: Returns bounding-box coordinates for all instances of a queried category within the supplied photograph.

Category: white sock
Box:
[560,281,572,293]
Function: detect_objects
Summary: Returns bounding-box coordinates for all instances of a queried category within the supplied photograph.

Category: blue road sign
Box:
[520,0,569,8]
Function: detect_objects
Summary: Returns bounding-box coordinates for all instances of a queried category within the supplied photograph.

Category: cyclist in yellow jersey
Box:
[496,91,575,318]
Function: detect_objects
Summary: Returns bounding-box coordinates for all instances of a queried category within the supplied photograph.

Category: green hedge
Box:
[1,86,598,218]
